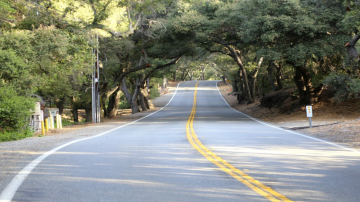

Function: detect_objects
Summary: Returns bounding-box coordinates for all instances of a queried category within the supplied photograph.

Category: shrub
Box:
[150,86,160,99]
[118,100,131,109]
[323,73,360,102]
[0,129,33,142]
[0,86,34,141]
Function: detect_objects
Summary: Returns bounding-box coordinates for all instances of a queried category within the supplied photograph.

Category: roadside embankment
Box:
[217,82,360,149]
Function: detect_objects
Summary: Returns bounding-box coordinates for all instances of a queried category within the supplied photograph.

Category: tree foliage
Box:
[0,85,34,141]
[2,0,360,139]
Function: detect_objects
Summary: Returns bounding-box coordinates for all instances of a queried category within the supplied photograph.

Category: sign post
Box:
[306,105,313,128]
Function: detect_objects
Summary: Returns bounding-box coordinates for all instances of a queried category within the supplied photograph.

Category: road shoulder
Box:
[0,85,177,191]
[217,82,360,149]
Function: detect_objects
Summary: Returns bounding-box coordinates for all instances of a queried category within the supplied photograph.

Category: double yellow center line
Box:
[186,82,293,202]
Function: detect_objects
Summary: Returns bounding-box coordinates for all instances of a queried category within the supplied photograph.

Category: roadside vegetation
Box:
[1,0,360,142]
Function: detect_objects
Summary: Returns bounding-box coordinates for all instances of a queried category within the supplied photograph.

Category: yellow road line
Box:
[186,82,293,202]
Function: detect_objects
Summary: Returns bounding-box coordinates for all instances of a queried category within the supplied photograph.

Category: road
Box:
[2,80,360,202]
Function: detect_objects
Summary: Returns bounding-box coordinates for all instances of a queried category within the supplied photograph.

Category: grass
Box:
[0,129,33,142]
[62,118,86,126]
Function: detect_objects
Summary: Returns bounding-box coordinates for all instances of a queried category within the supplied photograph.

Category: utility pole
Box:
[92,34,100,123]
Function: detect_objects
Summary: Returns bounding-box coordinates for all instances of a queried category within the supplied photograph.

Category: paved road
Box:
[2,81,360,202]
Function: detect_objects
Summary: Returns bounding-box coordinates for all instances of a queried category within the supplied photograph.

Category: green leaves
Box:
[0,48,27,82]
[0,85,35,133]
[172,10,207,34]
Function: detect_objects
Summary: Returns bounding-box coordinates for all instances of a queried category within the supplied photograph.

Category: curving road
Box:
[2,81,360,202]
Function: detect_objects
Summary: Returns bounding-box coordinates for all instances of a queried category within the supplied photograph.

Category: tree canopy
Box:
[1,0,360,137]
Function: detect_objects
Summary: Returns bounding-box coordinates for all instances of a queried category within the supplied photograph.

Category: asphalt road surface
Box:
[2,81,360,202]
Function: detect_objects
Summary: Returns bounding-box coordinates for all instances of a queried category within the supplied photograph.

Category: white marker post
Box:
[306,105,313,128]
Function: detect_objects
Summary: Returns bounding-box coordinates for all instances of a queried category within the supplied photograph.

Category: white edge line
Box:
[215,81,360,155]
[0,82,182,202]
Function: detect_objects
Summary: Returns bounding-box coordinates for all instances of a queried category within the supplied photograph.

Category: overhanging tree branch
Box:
[113,55,182,88]
[141,56,182,86]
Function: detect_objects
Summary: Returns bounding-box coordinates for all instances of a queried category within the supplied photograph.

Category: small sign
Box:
[47,108,59,117]
[306,105,313,117]
[31,102,41,115]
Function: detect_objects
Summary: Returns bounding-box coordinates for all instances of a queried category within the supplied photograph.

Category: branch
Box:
[199,42,231,57]
[91,2,97,25]
[212,37,245,46]
[125,7,141,36]
[216,40,245,46]
[345,34,360,59]
[141,56,182,86]
[113,56,182,88]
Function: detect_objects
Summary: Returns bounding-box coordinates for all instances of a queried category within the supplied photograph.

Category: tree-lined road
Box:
[2,81,360,202]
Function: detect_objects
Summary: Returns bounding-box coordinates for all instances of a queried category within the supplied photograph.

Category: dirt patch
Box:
[218,82,360,149]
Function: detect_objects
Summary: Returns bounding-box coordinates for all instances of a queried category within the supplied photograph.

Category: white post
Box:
[49,115,54,129]
[56,114,60,129]
[306,105,313,128]
[59,115,62,129]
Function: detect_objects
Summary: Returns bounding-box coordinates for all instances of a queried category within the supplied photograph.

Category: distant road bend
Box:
[2,81,360,202]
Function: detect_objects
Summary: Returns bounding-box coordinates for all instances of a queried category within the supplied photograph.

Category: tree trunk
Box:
[107,86,122,118]
[131,77,140,114]
[141,89,150,109]
[173,69,177,81]
[101,86,120,118]
[147,78,150,96]
[256,84,261,99]
[139,89,147,111]
[226,46,254,104]
[55,97,65,115]
[162,75,167,89]
[344,35,360,74]
[345,34,360,67]
[250,57,263,100]
[85,105,92,122]
[181,69,187,81]
[187,70,193,80]
[233,80,239,92]
[100,94,108,118]
[131,100,139,114]
[275,61,284,90]
[121,77,140,114]
[71,102,79,123]
[237,71,246,103]
[141,88,155,109]
[200,66,206,80]
[293,66,313,105]
[296,65,312,105]
[267,63,276,91]
[138,74,148,111]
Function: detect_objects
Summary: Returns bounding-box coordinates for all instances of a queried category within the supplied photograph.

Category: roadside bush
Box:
[150,86,160,99]
[0,129,33,142]
[118,100,131,109]
[0,86,35,141]
[323,73,360,102]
